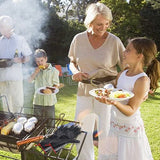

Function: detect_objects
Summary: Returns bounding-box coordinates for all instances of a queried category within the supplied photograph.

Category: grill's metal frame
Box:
[0,96,87,160]
[30,113,87,160]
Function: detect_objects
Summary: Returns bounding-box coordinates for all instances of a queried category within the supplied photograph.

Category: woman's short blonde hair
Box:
[84,2,113,29]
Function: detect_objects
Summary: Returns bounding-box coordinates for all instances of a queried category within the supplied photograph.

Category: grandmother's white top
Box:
[68,31,125,96]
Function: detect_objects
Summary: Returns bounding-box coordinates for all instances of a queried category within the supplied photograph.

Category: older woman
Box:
[68,2,125,160]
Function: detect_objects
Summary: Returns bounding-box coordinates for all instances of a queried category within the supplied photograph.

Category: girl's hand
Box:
[95,96,117,105]
[72,72,89,82]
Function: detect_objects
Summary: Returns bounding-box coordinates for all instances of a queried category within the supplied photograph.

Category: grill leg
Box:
[21,151,26,160]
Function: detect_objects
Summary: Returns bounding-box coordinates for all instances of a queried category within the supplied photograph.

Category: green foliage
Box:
[38,0,160,64]
[40,9,85,65]
[140,0,160,50]
[157,52,160,62]
[101,0,145,45]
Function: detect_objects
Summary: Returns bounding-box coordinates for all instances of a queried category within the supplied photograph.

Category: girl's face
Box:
[35,57,47,67]
[123,42,141,65]
[90,14,110,37]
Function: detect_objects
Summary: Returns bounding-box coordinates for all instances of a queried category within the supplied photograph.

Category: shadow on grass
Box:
[24,147,76,160]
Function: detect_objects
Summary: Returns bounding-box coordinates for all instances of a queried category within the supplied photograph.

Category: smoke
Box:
[0,0,48,50]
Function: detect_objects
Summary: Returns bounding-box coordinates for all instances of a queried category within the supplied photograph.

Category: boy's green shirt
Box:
[33,63,59,106]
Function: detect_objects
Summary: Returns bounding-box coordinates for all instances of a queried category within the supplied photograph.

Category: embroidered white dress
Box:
[99,70,153,160]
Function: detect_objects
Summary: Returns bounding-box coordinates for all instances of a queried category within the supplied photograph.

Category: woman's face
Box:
[90,14,110,37]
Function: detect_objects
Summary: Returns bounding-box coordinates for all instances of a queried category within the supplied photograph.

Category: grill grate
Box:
[0,112,48,153]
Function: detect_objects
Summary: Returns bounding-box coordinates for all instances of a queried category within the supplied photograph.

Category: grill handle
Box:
[16,135,44,146]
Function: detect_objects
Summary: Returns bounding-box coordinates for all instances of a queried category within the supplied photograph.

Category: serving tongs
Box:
[82,76,116,87]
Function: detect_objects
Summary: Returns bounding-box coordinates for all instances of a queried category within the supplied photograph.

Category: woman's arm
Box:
[70,61,89,82]
[97,76,150,116]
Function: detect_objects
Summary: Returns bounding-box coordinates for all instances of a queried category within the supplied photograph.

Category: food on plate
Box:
[38,65,45,69]
[12,122,23,135]
[46,86,56,92]
[27,117,38,124]
[95,89,111,97]
[1,121,16,135]
[109,90,132,99]
[17,117,27,124]
[40,86,56,94]
[24,122,35,133]
[40,88,52,94]
[90,88,134,101]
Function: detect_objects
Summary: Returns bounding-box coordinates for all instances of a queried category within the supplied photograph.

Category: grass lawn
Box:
[0,80,160,159]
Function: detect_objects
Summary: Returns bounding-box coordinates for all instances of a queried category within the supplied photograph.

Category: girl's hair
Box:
[84,2,112,30]
[34,49,47,58]
[130,37,160,91]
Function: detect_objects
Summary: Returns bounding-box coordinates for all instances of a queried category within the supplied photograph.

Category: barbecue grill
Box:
[0,95,87,160]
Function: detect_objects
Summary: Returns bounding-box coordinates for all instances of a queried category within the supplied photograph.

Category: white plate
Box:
[36,86,59,95]
[103,84,114,90]
[89,88,107,97]
[89,88,134,101]
[109,89,134,101]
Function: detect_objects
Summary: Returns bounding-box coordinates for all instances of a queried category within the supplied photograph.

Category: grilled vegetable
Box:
[17,117,27,124]
[1,121,16,135]
[24,122,35,132]
[38,65,45,69]
[12,122,23,135]
[27,117,38,124]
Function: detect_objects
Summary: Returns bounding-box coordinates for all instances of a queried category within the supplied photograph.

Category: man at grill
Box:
[0,15,32,113]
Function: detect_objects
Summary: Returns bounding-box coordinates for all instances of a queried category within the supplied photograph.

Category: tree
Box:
[140,0,160,50]
[41,0,98,21]
[40,7,85,65]
[101,0,145,45]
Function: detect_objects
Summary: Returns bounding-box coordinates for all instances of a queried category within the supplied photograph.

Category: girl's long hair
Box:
[131,37,160,91]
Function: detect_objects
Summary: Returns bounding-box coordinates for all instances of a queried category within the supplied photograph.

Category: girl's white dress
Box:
[99,70,153,160]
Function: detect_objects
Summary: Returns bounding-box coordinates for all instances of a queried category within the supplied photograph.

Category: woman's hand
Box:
[72,72,89,82]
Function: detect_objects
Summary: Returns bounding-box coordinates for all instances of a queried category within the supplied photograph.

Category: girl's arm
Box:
[97,76,150,116]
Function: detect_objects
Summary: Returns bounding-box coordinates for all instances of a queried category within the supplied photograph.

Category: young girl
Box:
[96,37,160,160]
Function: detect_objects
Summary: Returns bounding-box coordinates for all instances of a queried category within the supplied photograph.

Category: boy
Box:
[29,49,59,126]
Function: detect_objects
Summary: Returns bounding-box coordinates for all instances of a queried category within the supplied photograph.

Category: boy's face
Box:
[35,57,47,67]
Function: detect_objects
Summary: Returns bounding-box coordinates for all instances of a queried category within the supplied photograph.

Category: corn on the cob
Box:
[1,121,16,135]
[38,65,45,69]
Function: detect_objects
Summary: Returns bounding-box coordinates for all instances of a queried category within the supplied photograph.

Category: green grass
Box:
[0,80,160,160]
